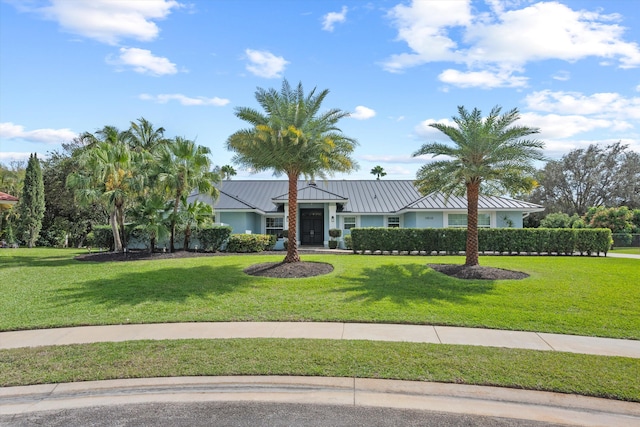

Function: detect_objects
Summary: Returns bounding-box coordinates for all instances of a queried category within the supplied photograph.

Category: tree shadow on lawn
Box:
[334,263,496,305]
[0,252,79,268]
[49,264,256,308]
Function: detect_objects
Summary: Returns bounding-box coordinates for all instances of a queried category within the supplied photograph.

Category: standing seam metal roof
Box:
[189,180,543,213]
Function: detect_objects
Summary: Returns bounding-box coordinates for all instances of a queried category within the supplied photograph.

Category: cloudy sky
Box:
[1,0,639,179]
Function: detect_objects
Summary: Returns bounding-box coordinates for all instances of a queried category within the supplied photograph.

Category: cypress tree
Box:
[17,153,45,247]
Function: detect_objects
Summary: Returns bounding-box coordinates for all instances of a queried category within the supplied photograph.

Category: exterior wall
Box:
[360,215,384,227]
[412,212,444,228]
[496,211,523,228]
[219,212,261,234]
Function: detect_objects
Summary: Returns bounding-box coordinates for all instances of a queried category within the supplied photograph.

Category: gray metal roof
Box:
[189,180,543,213]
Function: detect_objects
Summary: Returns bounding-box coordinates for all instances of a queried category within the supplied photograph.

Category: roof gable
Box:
[272,184,348,202]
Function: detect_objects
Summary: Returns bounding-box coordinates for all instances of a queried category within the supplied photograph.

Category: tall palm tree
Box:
[220,164,237,180]
[227,79,358,263]
[413,106,544,266]
[67,126,139,252]
[157,136,220,252]
[129,193,170,253]
[370,165,386,180]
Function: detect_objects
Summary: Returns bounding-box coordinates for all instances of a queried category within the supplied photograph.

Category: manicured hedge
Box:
[195,226,232,252]
[226,234,273,253]
[350,227,612,256]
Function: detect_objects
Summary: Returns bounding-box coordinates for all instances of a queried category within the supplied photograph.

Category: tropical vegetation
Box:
[413,106,545,266]
[227,79,358,263]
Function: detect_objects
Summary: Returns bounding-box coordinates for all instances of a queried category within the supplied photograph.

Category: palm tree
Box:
[129,193,170,253]
[128,117,166,153]
[370,165,386,180]
[157,136,220,252]
[413,106,544,266]
[67,126,139,252]
[220,164,237,180]
[180,199,213,250]
[227,79,358,263]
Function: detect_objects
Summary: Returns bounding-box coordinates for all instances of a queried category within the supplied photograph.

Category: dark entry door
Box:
[300,209,324,245]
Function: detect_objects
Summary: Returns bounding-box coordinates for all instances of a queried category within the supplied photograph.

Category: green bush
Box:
[343,234,352,250]
[226,234,272,253]
[350,227,611,256]
[196,226,232,252]
[85,225,114,250]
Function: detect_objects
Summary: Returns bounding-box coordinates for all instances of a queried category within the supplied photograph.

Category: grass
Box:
[610,247,640,255]
[1,339,638,401]
[1,248,639,338]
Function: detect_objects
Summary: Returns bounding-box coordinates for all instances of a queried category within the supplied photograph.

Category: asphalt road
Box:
[1,402,565,427]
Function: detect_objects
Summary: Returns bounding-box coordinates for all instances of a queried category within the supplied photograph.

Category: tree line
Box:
[0,118,240,252]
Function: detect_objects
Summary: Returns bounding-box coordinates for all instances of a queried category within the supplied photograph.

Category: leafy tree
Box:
[528,142,640,215]
[157,136,220,252]
[67,126,140,252]
[227,79,358,263]
[413,106,544,266]
[370,165,386,180]
[0,161,25,242]
[220,164,237,180]
[16,154,45,247]
[539,212,582,228]
[584,206,634,234]
[40,145,107,247]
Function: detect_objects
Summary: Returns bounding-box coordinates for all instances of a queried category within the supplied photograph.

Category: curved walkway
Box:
[1,322,639,358]
[2,323,639,426]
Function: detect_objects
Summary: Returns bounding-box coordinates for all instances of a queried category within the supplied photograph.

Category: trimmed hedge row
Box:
[226,234,273,253]
[350,227,612,256]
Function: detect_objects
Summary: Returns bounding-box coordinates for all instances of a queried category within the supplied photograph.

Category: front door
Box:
[300,209,324,245]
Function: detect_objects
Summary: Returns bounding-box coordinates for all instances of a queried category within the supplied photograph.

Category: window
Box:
[343,216,356,230]
[266,217,284,238]
[448,213,491,228]
[387,216,400,228]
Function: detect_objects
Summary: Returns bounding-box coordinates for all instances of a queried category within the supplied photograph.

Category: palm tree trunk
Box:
[170,192,181,253]
[284,173,300,263]
[183,225,191,251]
[465,181,480,266]
[110,209,123,252]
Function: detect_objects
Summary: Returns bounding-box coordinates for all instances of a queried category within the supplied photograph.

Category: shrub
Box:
[226,234,272,253]
[196,226,232,252]
[343,234,352,250]
[85,225,114,250]
[328,228,342,239]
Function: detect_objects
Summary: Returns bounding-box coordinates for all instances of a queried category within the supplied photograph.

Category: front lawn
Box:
[610,247,640,255]
[1,248,638,339]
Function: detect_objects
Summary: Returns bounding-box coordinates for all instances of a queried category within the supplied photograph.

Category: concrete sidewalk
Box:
[1,322,639,358]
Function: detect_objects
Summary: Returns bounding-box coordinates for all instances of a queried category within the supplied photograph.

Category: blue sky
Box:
[1,0,639,180]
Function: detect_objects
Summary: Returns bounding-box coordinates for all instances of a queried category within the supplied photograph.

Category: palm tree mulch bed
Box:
[428,264,529,280]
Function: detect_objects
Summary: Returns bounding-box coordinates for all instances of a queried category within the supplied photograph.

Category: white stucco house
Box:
[189,180,544,248]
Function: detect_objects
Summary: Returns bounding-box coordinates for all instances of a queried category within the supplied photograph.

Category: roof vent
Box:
[309,181,317,186]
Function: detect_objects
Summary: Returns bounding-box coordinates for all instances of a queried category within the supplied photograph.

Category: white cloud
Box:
[520,113,625,139]
[552,70,571,81]
[0,152,35,162]
[110,47,177,76]
[351,106,376,120]
[139,93,230,106]
[36,0,181,45]
[414,118,456,139]
[322,6,347,32]
[0,122,77,144]
[245,49,288,78]
[360,154,426,164]
[438,68,528,89]
[524,90,640,120]
[384,0,640,77]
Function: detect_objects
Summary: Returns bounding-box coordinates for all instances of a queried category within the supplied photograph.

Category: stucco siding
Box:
[413,212,444,228]
[360,215,384,227]
[496,211,523,228]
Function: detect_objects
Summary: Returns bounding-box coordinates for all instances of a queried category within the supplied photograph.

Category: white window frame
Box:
[342,215,357,230]
[445,213,492,228]
[265,216,285,238]
[386,216,401,228]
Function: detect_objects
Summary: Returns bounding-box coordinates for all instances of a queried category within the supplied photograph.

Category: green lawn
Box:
[610,247,640,255]
[1,248,639,339]
[2,340,638,401]
[1,248,639,401]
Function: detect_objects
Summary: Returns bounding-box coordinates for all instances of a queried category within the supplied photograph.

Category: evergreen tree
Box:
[17,153,45,247]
